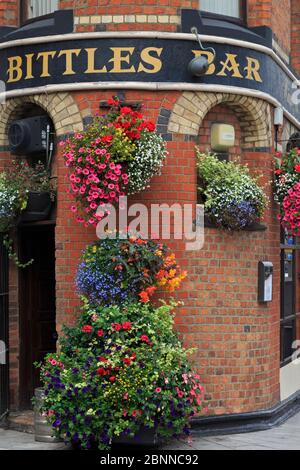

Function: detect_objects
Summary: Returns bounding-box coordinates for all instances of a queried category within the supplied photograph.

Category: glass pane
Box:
[281,320,296,363]
[28,0,58,19]
[200,0,240,18]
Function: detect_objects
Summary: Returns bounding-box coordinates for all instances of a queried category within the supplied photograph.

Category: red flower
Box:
[132,410,142,417]
[81,325,93,333]
[275,169,282,175]
[98,356,108,363]
[120,106,133,115]
[140,334,150,344]
[97,329,104,337]
[96,367,106,377]
[294,164,300,173]
[107,98,119,106]
[112,323,122,331]
[123,357,132,365]
[122,321,132,330]
[109,376,116,382]
[146,121,156,132]
[101,135,113,145]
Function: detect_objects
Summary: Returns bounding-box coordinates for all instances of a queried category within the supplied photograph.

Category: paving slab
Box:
[0,411,299,450]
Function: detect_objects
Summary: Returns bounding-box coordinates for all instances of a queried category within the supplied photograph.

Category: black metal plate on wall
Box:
[0,36,299,122]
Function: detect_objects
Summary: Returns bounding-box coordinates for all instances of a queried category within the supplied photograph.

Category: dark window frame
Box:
[20,0,59,25]
[280,232,300,367]
[200,0,247,26]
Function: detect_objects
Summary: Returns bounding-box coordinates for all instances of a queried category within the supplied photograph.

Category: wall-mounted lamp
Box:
[274,107,283,126]
[188,26,216,77]
[274,107,283,151]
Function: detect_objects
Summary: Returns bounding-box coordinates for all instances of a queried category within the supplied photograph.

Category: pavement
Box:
[0,411,300,450]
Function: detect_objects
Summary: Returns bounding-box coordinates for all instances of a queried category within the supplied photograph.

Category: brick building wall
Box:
[0,0,298,415]
[291,0,300,73]
[0,0,19,26]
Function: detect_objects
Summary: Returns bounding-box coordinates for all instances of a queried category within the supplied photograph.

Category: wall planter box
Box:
[71,427,162,451]
[203,214,267,232]
[113,427,161,448]
[19,192,52,223]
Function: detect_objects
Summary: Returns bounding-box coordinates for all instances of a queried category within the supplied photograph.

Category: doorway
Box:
[19,224,56,408]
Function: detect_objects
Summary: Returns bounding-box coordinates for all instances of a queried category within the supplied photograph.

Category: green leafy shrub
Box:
[197,152,268,231]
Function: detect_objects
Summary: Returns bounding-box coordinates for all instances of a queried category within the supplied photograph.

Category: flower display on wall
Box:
[76,236,187,307]
[274,148,300,235]
[37,235,204,450]
[62,97,167,227]
[197,152,268,231]
[40,301,204,450]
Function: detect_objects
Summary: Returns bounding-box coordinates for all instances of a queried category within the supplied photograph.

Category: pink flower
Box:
[155,387,162,393]
[70,205,77,213]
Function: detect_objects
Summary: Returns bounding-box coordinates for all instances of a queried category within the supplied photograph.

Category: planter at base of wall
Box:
[71,427,162,450]
[19,192,52,222]
[34,388,62,443]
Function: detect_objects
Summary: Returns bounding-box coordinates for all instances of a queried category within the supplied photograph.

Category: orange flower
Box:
[139,291,150,303]
[145,286,157,296]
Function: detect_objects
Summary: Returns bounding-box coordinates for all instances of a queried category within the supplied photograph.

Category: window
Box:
[200,0,244,20]
[24,0,58,20]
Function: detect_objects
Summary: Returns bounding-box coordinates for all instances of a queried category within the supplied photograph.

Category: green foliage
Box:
[196,151,268,230]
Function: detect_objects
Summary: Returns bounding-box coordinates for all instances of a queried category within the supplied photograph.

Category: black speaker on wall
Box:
[8,115,52,156]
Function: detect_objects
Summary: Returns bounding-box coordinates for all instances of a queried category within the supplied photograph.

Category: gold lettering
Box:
[58,49,81,75]
[191,50,216,75]
[109,47,136,73]
[84,48,107,74]
[217,53,243,78]
[244,57,262,82]
[25,53,34,80]
[7,56,22,83]
[37,51,56,77]
[137,47,163,73]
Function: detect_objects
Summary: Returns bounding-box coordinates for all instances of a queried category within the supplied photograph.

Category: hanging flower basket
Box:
[18,191,52,222]
[197,152,268,231]
[274,148,300,236]
[61,97,167,227]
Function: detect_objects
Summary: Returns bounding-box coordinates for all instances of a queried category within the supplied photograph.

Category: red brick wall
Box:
[59,0,198,32]
[0,0,19,26]
[248,0,291,55]
[52,89,281,415]
[291,0,300,74]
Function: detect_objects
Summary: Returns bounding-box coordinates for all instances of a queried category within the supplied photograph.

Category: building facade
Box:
[0,0,300,429]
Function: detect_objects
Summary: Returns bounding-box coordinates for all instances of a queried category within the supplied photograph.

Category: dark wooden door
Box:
[19,225,56,408]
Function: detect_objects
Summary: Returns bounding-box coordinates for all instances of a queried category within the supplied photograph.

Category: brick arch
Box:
[167,91,272,149]
[0,92,83,147]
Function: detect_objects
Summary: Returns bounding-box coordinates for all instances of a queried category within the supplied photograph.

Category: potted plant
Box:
[0,160,56,267]
[274,147,300,236]
[61,97,167,228]
[6,160,56,222]
[197,152,268,231]
[36,236,204,450]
